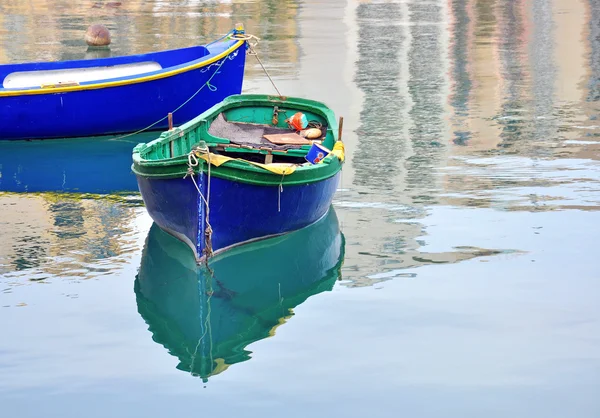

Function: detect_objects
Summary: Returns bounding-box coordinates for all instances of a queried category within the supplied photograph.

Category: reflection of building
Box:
[333,0,500,287]
[0,195,53,274]
[0,194,139,278]
[0,12,8,63]
[441,0,600,209]
[352,1,407,192]
[447,0,474,146]
[449,0,502,153]
[446,0,594,155]
[495,0,530,148]
[587,0,600,101]
[351,0,449,197]
[0,0,299,77]
[554,0,588,107]
[339,0,600,286]
[404,0,450,195]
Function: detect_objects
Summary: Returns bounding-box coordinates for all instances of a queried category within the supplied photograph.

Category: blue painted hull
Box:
[0,39,246,140]
[136,172,341,260]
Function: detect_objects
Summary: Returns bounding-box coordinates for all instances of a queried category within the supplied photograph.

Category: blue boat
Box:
[0,27,247,140]
[132,94,345,261]
[135,207,344,382]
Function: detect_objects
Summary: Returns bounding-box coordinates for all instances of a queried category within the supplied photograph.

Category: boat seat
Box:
[3,61,162,89]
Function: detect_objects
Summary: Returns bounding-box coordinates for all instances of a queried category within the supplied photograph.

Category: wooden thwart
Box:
[263,133,312,146]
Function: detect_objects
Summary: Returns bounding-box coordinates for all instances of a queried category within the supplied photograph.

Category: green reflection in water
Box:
[135,207,344,382]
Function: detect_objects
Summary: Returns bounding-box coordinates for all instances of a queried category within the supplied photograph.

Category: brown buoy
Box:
[85,24,111,47]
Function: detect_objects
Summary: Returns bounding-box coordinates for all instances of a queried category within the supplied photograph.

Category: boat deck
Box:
[208,113,327,151]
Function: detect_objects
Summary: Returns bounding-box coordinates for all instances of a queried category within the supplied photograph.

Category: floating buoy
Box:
[299,128,322,139]
[85,24,111,47]
[286,112,308,131]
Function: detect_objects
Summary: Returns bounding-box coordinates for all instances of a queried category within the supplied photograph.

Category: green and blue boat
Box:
[132,94,345,261]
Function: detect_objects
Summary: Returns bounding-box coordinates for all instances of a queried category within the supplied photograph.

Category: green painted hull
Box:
[135,207,344,381]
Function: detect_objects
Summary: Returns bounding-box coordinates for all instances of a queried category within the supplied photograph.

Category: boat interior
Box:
[204,105,331,164]
[1,45,210,89]
[144,103,334,167]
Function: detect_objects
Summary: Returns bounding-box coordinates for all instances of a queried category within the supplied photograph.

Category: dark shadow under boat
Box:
[135,207,344,382]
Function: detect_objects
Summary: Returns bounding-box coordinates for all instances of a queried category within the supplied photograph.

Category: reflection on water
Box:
[0,193,145,283]
[0,134,153,194]
[0,0,300,81]
[0,133,150,283]
[135,208,344,382]
[353,2,406,192]
[338,0,600,288]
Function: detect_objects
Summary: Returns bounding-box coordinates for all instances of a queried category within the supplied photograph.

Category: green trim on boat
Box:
[132,94,344,187]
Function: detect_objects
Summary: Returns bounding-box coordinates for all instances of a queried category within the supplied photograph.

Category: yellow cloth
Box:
[331,141,345,162]
[195,152,297,175]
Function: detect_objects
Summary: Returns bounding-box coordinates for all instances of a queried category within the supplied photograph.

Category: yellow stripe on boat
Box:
[196,152,297,175]
[0,39,245,97]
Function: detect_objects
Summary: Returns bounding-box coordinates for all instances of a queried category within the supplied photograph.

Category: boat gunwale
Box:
[131,94,344,186]
[0,35,245,97]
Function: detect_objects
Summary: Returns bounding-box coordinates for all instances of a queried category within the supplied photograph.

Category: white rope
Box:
[185,144,214,262]
[188,272,214,379]
[109,40,234,142]
[242,35,282,97]
[277,173,285,212]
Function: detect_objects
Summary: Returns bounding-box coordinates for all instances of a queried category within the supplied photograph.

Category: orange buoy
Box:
[286,112,308,131]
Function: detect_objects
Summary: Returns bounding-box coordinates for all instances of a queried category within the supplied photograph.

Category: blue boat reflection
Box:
[0,134,154,193]
[135,207,344,382]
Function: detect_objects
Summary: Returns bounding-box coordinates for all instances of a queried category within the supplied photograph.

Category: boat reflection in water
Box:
[0,134,153,193]
[135,207,344,382]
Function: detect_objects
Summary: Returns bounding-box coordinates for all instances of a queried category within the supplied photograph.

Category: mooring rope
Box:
[188,271,214,380]
[235,33,283,97]
[108,31,255,142]
[278,173,285,212]
[185,144,214,266]
[110,59,227,142]
[109,31,284,144]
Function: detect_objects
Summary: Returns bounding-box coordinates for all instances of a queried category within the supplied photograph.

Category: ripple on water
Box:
[438,156,600,211]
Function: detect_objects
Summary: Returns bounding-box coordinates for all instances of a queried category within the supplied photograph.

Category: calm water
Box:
[1,0,600,417]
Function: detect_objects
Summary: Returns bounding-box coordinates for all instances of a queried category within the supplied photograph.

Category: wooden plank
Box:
[263,133,312,145]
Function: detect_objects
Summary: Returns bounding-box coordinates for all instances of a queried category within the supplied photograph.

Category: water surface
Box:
[1,1,599,417]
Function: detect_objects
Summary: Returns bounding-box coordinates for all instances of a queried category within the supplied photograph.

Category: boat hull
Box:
[136,171,341,260]
[0,42,246,140]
